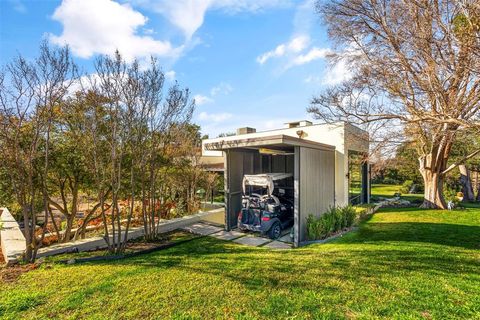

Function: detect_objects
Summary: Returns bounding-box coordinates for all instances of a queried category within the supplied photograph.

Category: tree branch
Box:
[442,149,480,175]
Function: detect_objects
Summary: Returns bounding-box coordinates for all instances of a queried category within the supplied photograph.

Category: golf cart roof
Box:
[242,173,293,196]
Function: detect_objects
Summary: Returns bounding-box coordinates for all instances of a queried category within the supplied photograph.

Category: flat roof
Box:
[203,134,335,152]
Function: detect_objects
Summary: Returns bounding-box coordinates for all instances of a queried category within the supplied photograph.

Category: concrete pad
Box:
[182,223,224,236]
[233,235,271,247]
[200,208,225,226]
[263,240,292,249]
[278,233,293,243]
[210,230,245,241]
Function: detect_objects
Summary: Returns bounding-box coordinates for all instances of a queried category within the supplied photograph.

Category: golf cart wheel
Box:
[268,222,282,239]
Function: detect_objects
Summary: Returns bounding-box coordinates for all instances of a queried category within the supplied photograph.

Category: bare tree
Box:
[92,52,194,251]
[310,0,480,208]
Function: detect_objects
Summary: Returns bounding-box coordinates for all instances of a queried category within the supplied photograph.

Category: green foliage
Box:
[373,142,423,186]
[444,188,461,206]
[307,205,358,240]
[400,180,414,194]
[0,167,16,211]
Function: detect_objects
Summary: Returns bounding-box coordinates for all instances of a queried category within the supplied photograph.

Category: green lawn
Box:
[371,184,424,203]
[1,207,480,319]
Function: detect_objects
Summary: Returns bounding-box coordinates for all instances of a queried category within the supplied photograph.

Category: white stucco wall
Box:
[202,121,369,206]
[1,208,26,265]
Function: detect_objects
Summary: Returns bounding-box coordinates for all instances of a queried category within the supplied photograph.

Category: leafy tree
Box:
[0,42,77,261]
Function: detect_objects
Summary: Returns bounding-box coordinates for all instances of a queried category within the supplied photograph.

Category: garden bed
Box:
[47,230,199,264]
[0,230,198,283]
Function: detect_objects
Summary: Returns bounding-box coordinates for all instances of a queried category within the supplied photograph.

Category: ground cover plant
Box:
[306,205,357,240]
[1,205,479,319]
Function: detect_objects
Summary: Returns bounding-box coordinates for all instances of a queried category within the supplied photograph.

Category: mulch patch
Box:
[0,230,198,282]
[1,245,44,284]
[1,263,43,283]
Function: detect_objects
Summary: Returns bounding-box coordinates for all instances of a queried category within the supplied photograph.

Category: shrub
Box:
[306,205,358,240]
[343,206,357,227]
[383,177,400,185]
[400,180,414,193]
[444,188,461,205]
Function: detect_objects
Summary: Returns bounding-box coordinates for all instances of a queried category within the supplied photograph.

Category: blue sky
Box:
[0,0,349,137]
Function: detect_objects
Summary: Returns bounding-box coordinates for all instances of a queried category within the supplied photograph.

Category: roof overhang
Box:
[204,134,335,152]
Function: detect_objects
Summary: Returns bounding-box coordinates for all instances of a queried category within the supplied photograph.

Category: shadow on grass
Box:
[85,232,480,291]
[52,207,480,297]
[336,222,480,250]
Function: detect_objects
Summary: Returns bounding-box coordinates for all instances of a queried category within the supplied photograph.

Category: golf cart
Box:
[237,173,294,239]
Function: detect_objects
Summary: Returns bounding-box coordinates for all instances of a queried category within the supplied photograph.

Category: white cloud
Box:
[49,0,180,62]
[194,94,214,106]
[198,111,232,122]
[131,0,292,39]
[165,70,176,81]
[304,75,320,84]
[8,0,26,13]
[256,35,309,64]
[322,42,361,85]
[194,82,233,106]
[322,59,353,86]
[210,82,233,96]
[292,47,331,66]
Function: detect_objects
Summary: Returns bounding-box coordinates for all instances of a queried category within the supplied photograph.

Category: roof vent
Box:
[284,120,313,128]
[236,127,256,135]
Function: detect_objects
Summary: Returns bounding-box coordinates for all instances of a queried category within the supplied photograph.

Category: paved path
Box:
[37,208,225,258]
[182,222,293,249]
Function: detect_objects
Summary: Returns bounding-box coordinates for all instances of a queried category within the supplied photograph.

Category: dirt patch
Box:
[0,245,40,284]
[0,262,42,284]
[0,246,5,265]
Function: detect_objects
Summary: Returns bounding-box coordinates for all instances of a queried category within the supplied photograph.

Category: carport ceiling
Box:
[204,134,335,152]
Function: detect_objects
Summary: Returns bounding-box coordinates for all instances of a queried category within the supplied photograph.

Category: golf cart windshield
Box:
[242,173,293,196]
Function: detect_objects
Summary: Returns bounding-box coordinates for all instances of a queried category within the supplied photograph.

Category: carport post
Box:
[293,146,300,247]
[224,150,231,231]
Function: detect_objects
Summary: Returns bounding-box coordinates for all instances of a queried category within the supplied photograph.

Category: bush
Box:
[382,177,400,185]
[306,205,358,240]
[400,180,414,193]
[444,188,461,205]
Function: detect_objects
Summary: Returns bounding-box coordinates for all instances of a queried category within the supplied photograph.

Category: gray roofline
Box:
[203,134,335,151]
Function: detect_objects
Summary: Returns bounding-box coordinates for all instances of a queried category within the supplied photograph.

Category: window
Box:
[348,151,364,205]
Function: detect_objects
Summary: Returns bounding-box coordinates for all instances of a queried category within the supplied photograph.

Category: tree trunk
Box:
[421,171,447,209]
[62,214,75,243]
[419,154,447,209]
[459,165,475,202]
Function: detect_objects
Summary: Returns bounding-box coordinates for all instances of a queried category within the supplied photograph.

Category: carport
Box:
[204,134,336,247]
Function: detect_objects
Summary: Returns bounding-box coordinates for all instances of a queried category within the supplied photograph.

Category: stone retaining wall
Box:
[0,207,26,266]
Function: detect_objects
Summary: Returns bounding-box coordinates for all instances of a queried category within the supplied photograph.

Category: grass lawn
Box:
[371,184,425,203]
[1,207,480,319]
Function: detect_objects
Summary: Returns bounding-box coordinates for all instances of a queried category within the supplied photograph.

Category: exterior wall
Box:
[224,150,247,229]
[203,122,369,206]
[298,147,336,242]
[0,208,26,266]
